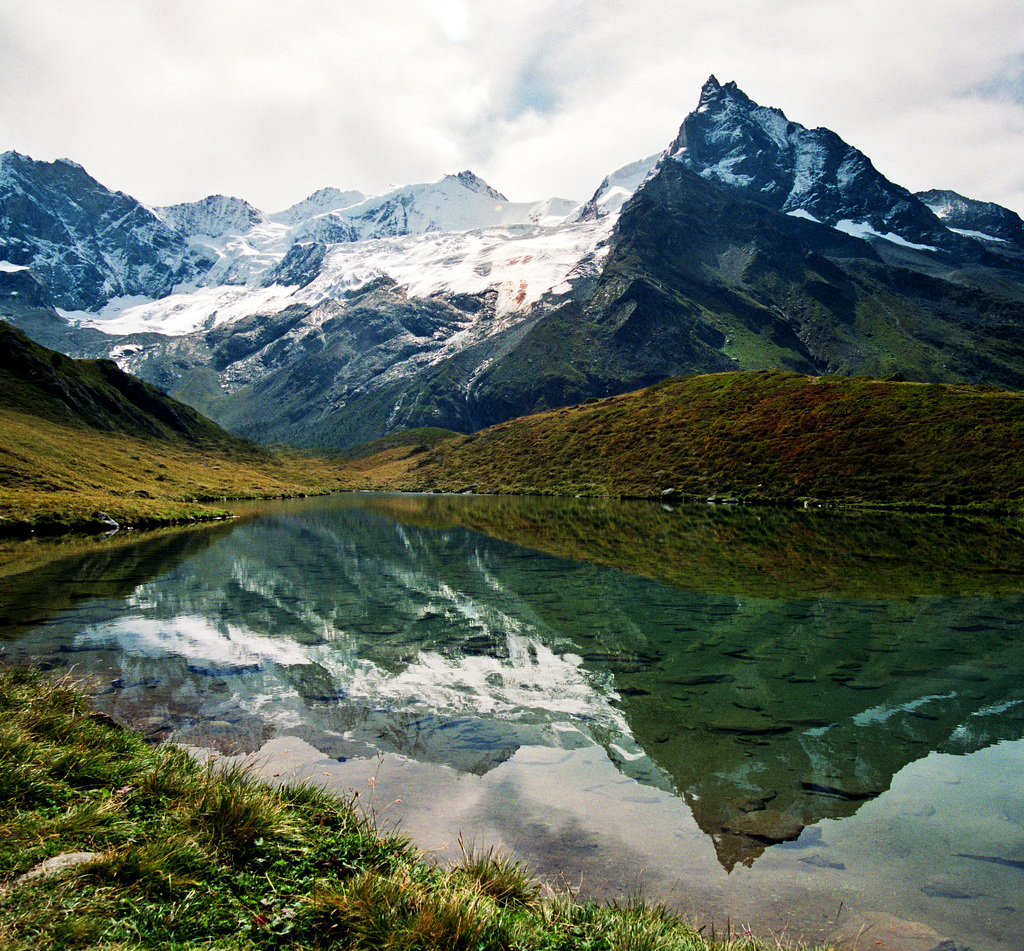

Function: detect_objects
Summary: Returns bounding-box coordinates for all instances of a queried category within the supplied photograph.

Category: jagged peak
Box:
[444,170,508,203]
[694,77,786,125]
[155,193,265,237]
[0,149,95,183]
[697,75,753,108]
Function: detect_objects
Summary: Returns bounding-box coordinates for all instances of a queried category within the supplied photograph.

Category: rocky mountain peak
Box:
[663,78,962,255]
[0,150,209,310]
[156,194,266,239]
[445,170,509,203]
[695,74,756,111]
[917,188,1024,247]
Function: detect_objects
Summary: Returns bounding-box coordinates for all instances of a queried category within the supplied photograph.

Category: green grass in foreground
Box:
[0,667,826,951]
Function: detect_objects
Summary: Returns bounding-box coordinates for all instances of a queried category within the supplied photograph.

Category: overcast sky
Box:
[2,1,1023,215]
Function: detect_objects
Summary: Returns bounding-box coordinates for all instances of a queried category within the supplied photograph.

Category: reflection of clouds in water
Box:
[72,610,630,737]
[74,615,312,668]
[852,692,957,727]
[335,634,624,730]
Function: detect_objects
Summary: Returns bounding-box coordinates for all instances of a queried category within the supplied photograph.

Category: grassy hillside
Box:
[359,370,1024,511]
[0,322,359,534]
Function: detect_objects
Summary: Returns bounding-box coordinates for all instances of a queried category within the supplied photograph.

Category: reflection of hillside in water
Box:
[4,495,1024,873]
[0,523,234,640]
[594,596,1024,870]
[362,493,1024,600]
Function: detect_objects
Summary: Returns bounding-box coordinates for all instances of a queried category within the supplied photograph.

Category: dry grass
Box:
[0,406,366,534]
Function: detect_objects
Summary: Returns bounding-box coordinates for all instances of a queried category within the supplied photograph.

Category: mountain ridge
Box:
[3,78,1024,449]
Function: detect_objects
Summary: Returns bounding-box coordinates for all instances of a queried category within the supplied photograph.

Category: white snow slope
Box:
[63,169,629,338]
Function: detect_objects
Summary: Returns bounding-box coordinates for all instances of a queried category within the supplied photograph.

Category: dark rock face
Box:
[0,152,212,311]
[669,77,969,256]
[0,265,55,309]
[917,188,1024,247]
[447,170,509,202]
[264,242,328,288]
[156,194,265,238]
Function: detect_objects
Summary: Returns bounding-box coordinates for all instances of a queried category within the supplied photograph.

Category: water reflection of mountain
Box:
[350,495,1024,868]
[0,524,234,640]
[3,496,1024,873]
[590,596,1024,869]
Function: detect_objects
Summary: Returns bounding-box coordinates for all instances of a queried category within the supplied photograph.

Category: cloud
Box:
[437,0,469,44]
[0,0,1022,213]
[965,54,1024,106]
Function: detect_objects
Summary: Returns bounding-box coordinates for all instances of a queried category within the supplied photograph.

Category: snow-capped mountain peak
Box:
[444,170,509,203]
[667,76,958,253]
[269,187,369,226]
[155,195,266,239]
[574,153,664,221]
[0,149,208,310]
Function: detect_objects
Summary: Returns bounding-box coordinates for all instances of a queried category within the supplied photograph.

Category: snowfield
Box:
[61,171,622,337]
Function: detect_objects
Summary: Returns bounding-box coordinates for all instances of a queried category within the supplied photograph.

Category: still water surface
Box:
[2,494,1023,949]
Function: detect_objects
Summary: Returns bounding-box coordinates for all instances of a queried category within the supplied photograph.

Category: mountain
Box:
[916,187,1024,245]
[155,194,267,239]
[668,76,968,255]
[0,152,214,311]
[0,319,256,450]
[3,78,1024,449]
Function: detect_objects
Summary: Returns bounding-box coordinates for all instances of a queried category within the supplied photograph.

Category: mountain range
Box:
[3,75,1024,449]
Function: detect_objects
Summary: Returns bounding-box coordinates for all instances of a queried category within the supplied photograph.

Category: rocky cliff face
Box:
[0,152,213,310]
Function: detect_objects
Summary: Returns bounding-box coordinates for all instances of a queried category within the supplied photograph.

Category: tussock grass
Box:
[0,666,830,950]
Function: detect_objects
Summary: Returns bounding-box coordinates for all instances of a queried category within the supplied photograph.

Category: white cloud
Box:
[0,0,1022,213]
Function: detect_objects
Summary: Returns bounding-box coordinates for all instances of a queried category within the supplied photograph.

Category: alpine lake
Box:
[2,493,1023,951]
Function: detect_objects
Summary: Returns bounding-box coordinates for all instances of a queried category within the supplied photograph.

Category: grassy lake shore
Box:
[0,667,828,951]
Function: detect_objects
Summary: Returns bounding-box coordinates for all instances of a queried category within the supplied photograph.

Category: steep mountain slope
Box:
[3,78,1024,449]
[0,320,257,450]
[0,153,214,311]
[0,320,357,534]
